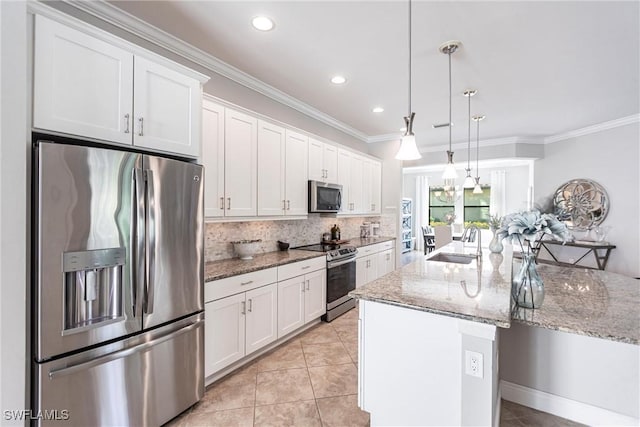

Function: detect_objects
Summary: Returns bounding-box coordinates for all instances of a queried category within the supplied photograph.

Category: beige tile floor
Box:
[165,305,584,427]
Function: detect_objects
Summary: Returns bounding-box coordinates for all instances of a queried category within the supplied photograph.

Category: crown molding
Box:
[59,0,369,142]
[544,114,640,144]
[367,133,400,143]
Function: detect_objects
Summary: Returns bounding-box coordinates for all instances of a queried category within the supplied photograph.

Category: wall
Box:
[205,216,395,262]
[0,1,28,424]
[533,122,640,278]
[500,324,639,421]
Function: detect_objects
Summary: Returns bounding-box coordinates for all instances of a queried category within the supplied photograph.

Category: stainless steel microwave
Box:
[308,180,342,213]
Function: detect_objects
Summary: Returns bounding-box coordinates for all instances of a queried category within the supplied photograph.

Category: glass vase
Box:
[512,253,545,309]
[488,228,503,254]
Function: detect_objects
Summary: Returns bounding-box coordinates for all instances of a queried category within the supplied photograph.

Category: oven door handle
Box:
[327,257,356,269]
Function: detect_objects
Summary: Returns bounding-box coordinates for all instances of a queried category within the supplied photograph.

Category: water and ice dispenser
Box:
[62,247,125,332]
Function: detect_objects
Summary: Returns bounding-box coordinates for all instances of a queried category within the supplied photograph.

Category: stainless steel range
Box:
[295,243,357,321]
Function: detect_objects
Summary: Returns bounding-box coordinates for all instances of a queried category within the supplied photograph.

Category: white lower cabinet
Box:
[356,241,396,288]
[277,268,326,338]
[204,282,277,378]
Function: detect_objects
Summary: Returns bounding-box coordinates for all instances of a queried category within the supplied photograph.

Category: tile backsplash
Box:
[205,214,397,262]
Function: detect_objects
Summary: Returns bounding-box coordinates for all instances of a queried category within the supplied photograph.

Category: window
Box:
[463,185,491,229]
[429,187,455,226]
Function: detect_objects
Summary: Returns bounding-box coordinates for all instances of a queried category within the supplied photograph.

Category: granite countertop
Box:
[346,236,396,248]
[350,240,639,344]
[512,262,640,345]
[350,241,513,328]
[205,250,325,282]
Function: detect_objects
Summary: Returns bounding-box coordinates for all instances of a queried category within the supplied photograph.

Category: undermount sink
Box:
[427,253,476,264]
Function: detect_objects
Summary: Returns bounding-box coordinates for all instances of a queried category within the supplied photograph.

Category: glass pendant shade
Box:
[442,151,458,183]
[463,170,475,188]
[395,113,421,160]
[473,177,483,194]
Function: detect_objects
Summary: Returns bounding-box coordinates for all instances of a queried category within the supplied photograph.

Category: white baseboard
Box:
[500,380,639,426]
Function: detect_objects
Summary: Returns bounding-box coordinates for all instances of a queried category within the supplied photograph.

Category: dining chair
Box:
[422,226,435,254]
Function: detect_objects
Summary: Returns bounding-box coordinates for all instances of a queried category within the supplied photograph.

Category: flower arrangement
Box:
[488,214,502,231]
[444,211,456,225]
[496,209,572,254]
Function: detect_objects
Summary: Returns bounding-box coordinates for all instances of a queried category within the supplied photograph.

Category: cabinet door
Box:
[337,149,351,213]
[304,269,327,323]
[356,257,368,288]
[33,15,133,145]
[323,144,338,183]
[371,160,382,214]
[277,277,305,338]
[377,249,394,278]
[245,284,278,354]
[257,120,286,216]
[133,56,201,158]
[350,155,364,213]
[285,130,309,216]
[202,99,225,217]
[367,254,379,282]
[224,109,258,216]
[362,159,373,213]
[204,294,245,377]
[308,138,325,182]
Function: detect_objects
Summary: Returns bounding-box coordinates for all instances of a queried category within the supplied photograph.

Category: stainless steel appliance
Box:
[32,140,204,426]
[295,243,357,321]
[308,180,342,213]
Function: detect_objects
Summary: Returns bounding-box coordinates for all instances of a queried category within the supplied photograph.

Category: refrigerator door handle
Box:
[133,168,146,318]
[48,320,203,380]
[145,169,156,315]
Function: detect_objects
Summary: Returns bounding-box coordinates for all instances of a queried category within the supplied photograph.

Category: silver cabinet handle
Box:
[301,266,310,270]
[240,280,253,286]
[138,117,144,136]
[248,299,253,312]
[227,197,231,210]
[220,197,224,210]
[306,280,310,291]
[283,200,286,211]
[287,200,291,210]
[241,301,246,315]
[124,114,130,133]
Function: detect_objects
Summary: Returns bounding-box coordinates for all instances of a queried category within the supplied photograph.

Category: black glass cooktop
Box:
[294,243,344,252]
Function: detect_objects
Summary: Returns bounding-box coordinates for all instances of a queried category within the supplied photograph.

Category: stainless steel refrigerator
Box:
[32,140,204,426]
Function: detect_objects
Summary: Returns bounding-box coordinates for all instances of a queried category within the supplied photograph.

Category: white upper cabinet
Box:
[132,56,201,157]
[225,108,258,217]
[371,160,382,214]
[337,149,351,213]
[284,130,309,216]
[33,15,207,158]
[34,15,133,145]
[362,158,382,214]
[257,124,308,217]
[202,99,225,218]
[308,138,338,183]
[257,120,286,216]
[349,154,364,213]
[362,160,372,215]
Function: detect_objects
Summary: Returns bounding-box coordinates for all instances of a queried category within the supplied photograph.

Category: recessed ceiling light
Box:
[372,107,384,113]
[252,16,275,31]
[330,75,347,85]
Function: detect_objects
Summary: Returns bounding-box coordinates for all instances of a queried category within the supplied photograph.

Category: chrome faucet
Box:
[462,224,482,259]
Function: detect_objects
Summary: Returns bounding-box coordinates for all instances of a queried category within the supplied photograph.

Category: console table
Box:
[536,240,616,270]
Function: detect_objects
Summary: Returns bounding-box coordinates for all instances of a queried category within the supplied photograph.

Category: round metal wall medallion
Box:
[552,179,609,230]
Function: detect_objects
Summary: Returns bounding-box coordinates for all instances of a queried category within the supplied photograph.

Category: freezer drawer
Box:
[33,314,204,426]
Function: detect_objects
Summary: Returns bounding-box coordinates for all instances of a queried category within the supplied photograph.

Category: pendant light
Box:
[462,89,476,188]
[439,41,461,188]
[395,0,421,160]
[472,114,485,194]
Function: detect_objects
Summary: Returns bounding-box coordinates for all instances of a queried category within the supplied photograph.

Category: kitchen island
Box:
[350,242,639,426]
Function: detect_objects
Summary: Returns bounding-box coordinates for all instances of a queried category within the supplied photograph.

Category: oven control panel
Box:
[326,246,357,262]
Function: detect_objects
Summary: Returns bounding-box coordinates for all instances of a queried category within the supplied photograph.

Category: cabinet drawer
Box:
[205,267,277,302]
[378,240,395,251]
[356,245,377,258]
[278,257,326,281]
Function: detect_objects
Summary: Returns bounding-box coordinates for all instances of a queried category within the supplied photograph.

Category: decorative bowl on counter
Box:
[231,239,262,260]
[277,240,290,251]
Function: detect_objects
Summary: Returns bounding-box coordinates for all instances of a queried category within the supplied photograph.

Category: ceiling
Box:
[108,1,639,148]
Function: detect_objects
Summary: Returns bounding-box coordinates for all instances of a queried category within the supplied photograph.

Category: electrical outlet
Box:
[465,350,484,378]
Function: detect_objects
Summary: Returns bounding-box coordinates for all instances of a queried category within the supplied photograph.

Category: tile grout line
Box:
[300,335,325,426]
